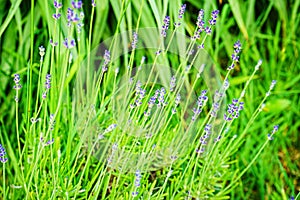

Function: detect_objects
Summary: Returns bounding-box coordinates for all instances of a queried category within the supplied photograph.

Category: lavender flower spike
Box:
[0,144,8,163]
[178,4,186,19]
[13,74,22,90]
[102,50,111,72]
[131,32,138,49]
[54,0,62,9]
[161,16,170,37]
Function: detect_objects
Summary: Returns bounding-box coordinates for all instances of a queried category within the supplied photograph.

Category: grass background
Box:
[0,0,299,199]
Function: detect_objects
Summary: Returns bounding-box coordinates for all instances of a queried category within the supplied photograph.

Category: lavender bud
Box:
[13,74,22,90]
[175,93,181,105]
[205,27,212,35]
[102,50,111,72]
[71,0,83,9]
[45,74,51,90]
[196,148,205,154]
[45,138,54,146]
[54,0,62,9]
[50,39,58,47]
[52,13,61,20]
[104,124,117,134]
[132,191,138,197]
[196,9,205,31]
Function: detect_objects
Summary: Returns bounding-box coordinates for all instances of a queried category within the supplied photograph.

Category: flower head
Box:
[0,144,8,163]
[227,40,242,70]
[161,16,170,37]
[102,50,111,72]
[178,4,186,19]
[208,10,219,25]
[131,32,138,49]
[71,0,82,9]
[13,74,22,90]
[224,99,244,121]
[54,0,62,9]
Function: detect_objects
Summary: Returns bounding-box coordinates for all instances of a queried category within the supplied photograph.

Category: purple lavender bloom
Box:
[102,50,111,72]
[233,40,242,52]
[63,38,76,49]
[148,95,157,108]
[13,74,22,90]
[196,9,205,31]
[227,63,235,70]
[223,78,230,90]
[135,80,142,94]
[50,39,58,47]
[131,32,138,49]
[231,54,239,62]
[70,39,76,48]
[104,124,117,134]
[54,0,62,9]
[132,169,141,197]
[192,90,208,121]
[209,10,219,25]
[204,124,212,133]
[196,148,205,154]
[214,135,221,142]
[52,13,61,20]
[161,16,170,37]
[178,4,186,19]
[132,191,138,197]
[175,93,181,106]
[91,0,96,7]
[134,170,142,187]
[200,137,207,145]
[224,99,244,121]
[67,8,78,26]
[0,144,8,163]
[45,74,51,90]
[198,44,204,49]
[169,76,176,92]
[71,0,83,9]
[205,27,212,35]
[45,138,54,146]
[267,134,274,140]
[155,50,162,55]
[227,40,242,70]
[63,38,68,48]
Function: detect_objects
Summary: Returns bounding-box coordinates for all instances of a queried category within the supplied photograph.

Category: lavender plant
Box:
[1,1,284,199]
